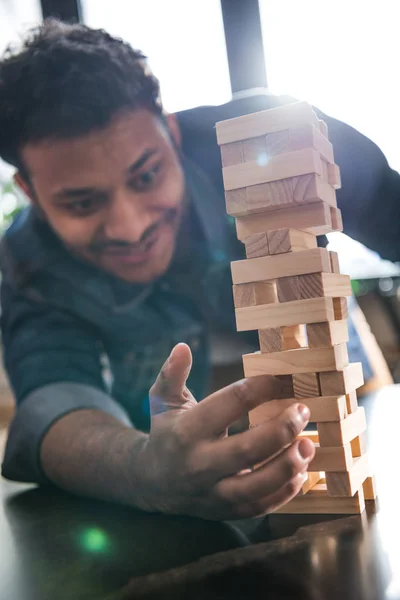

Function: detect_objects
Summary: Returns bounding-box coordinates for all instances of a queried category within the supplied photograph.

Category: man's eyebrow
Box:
[127,148,158,174]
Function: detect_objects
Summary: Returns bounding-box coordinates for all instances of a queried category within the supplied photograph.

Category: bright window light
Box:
[83,0,232,113]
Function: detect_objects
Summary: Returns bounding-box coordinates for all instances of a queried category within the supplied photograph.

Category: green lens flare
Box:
[79,528,109,553]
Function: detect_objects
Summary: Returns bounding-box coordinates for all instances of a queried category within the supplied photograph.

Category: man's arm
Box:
[1,288,315,519]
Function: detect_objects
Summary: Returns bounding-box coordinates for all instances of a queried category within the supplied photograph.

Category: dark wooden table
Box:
[1,386,399,600]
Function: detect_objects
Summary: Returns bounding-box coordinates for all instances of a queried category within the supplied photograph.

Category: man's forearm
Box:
[41,409,149,507]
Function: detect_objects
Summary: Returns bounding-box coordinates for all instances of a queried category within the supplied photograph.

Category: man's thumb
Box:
[149,343,193,414]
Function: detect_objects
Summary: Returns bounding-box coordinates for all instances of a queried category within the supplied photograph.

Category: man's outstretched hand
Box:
[132,343,315,520]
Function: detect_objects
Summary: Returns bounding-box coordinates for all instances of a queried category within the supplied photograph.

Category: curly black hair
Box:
[0,18,162,171]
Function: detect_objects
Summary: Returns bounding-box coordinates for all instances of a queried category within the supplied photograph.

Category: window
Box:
[83,0,232,113]
[259,0,400,173]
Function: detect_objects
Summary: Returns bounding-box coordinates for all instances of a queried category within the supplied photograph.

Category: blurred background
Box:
[0,0,400,415]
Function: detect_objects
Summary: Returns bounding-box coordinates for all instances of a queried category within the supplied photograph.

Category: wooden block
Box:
[351,431,368,457]
[346,391,358,414]
[259,328,282,353]
[298,430,319,444]
[265,129,290,156]
[253,394,347,425]
[298,273,352,300]
[245,178,294,212]
[243,344,349,377]
[363,476,377,500]
[242,136,267,163]
[319,363,364,396]
[236,297,335,332]
[291,173,337,208]
[293,372,320,398]
[299,471,323,495]
[306,320,349,348]
[309,443,353,472]
[277,276,301,302]
[288,125,335,164]
[216,101,319,145]
[236,202,333,239]
[274,485,365,514]
[267,229,317,255]
[328,163,341,189]
[225,189,247,216]
[317,407,366,447]
[329,251,340,274]
[321,160,329,182]
[281,324,307,350]
[245,233,270,258]
[318,119,329,137]
[333,297,348,320]
[331,207,343,232]
[222,148,322,191]
[232,281,277,308]
[326,454,369,497]
[220,141,243,167]
[231,248,331,285]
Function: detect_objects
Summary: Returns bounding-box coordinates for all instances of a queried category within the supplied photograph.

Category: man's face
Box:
[20,109,185,283]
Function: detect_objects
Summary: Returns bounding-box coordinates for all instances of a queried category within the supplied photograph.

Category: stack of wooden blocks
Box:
[216,101,377,514]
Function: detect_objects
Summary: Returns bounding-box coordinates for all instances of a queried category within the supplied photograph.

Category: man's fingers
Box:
[192,404,312,480]
[182,375,285,439]
[149,343,194,415]
[213,437,315,507]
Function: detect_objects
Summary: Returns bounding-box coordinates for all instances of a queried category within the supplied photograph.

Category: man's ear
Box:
[14,172,36,204]
[166,113,182,149]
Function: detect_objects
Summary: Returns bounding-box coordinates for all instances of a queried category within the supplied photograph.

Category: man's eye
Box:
[133,162,162,190]
[66,198,98,215]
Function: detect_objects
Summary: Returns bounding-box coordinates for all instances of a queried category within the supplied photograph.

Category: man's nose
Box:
[103,192,153,244]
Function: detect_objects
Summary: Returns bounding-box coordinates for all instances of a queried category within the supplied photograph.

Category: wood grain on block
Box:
[242,344,348,377]
[319,363,364,396]
[326,454,369,497]
[222,148,322,191]
[351,431,368,457]
[306,320,349,348]
[293,372,321,398]
[288,125,335,163]
[274,485,365,514]
[331,207,343,232]
[281,324,307,350]
[346,391,359,414]
[245,233,270,258]
[231,248,331,285]
[236,202,333,239]
[309,443,353,472]
[265,129,290,156]
[235,297,335,332]
[252,394,347,424]
[333,297,348,320]
[299,471,323,495]
[329,251,340,274]
[292,174,337,208]
[232,281,277,308]
[236,202,333,240]
[246,178,294,212]
[216,101,318,145]
[363,476,377,500]
[298,273,351,300]
[225,188,247,216]
[242,136,267,162]
[220,141,243,167]
[317,407,366,447]
[277,276,301,302]
[328,163,341,189]
[267,229,317,255]
[259,328,282,353]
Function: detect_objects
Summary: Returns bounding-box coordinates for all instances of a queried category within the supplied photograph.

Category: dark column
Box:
[220,0,267,94]
[40,0,82,22]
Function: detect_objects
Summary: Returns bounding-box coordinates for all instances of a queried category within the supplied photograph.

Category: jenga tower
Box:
[216,102,377,514]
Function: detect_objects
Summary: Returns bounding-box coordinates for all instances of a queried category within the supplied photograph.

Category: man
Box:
[0,20,398,520]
